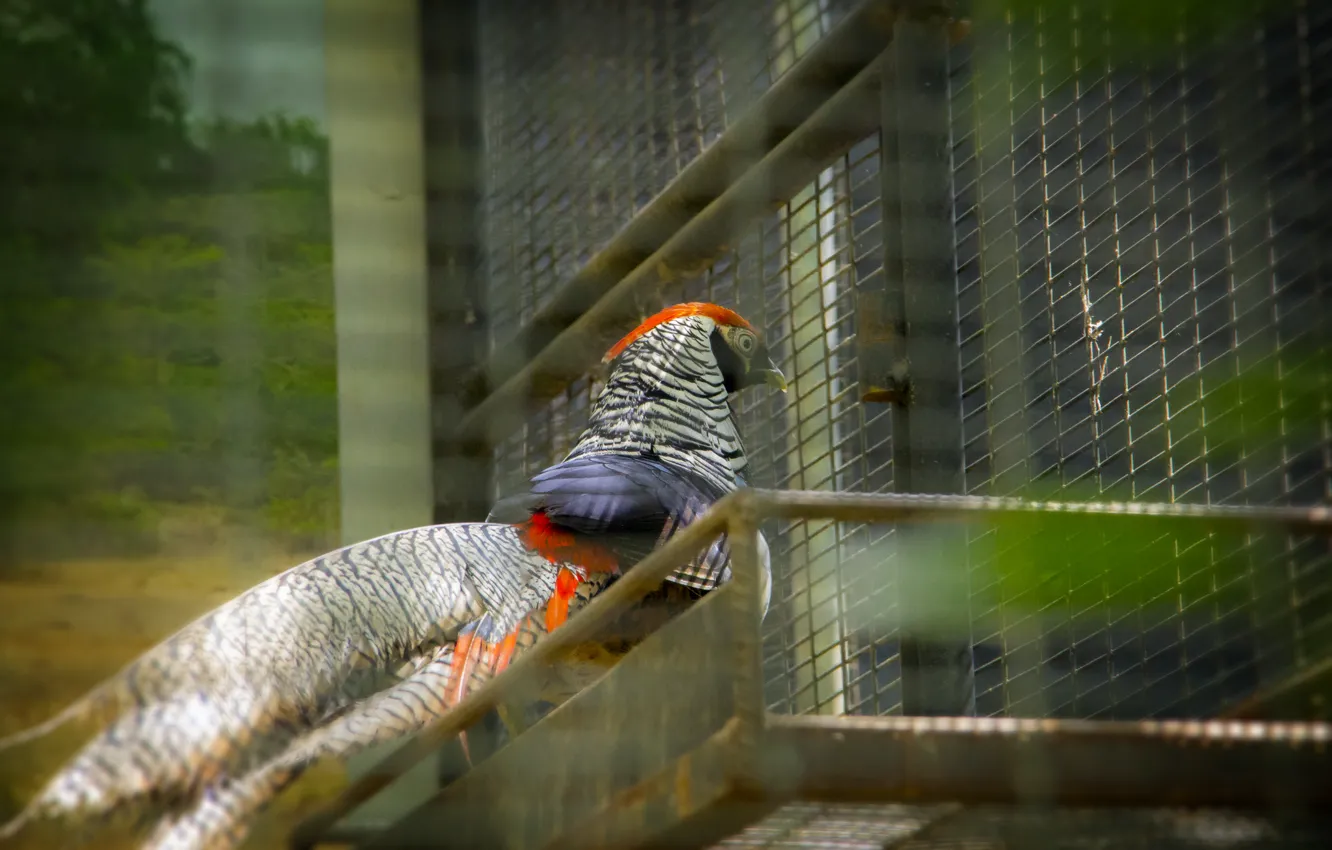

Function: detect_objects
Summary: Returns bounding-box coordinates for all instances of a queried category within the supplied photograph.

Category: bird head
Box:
[602,302,788,394]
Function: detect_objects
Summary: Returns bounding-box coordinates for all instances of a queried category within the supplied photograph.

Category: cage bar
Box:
[293,489,1332,848]
[876,16,977,718]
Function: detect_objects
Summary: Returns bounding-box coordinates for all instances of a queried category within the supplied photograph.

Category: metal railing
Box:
[291,488,1332,848]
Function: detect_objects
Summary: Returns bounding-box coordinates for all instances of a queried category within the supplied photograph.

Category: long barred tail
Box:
[0,680,124,841]
[92,648,456,850]
[0,661,147,756]
[282,643,463,767]
[135,633,522,850]
[0,522,563,845]
[22,611,544,849]
[133,598,597,850]
[139,762,304,850]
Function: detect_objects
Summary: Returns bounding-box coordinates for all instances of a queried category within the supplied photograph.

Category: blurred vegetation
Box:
[990,486,1269,618]
[980,350,1326,626]
[977,0,1286,72]
[950,0,1329,634]
[881,347,1328,636]
[0,1,337,564]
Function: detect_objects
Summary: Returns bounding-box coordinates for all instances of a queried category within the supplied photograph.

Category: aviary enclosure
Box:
[299,0,1332,847]
[1,0,1328,848]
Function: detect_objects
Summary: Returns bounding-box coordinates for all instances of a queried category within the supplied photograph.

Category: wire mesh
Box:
[489,130,898,719]
[476,0,1331,730]
[477,0,897,721]
[678,134,900,718]
[716,803,1332,850]
[477,0,859,351]
[716,803,948,849]
[950,0,1332,720]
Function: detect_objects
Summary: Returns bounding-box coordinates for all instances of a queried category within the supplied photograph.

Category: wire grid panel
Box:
[478,0,901,719]
[673,136,902,718]
[489,132,901,719]
[477,0,859,350]
[715,803,1332,850]
[714,803,948,849]
[481,1,1332,729]
[950,2,1332,719]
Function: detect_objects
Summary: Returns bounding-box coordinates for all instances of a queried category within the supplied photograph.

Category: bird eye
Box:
[736,331,756,353]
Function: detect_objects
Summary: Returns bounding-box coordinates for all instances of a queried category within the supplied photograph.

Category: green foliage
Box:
[978,0,1283,64]
[1165,352,1327,464]
[971,0,1287,115]
[955,0,1329,630]
[194,115,331,189]
[985,485,1265,619]
[265,447,339,542]
[0,0,193,259]
[877,481,1282,640]
[0,5,339,559]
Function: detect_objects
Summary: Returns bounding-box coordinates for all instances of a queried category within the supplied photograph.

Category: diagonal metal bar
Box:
[449,61,888,447]
[293,486,1330,846]
[1222,656,1332,722]
[288,497,738,849]
[443,8,967,452]
[452,0,935,426]
[367,581,769,850]
[349,649,1332,849]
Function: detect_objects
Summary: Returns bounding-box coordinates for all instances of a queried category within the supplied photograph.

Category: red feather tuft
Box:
[545,568,582,632]
[602,302,755,363]
[519,512,619,575]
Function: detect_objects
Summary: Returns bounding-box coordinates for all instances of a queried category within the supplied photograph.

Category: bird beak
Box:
[757,364,788,393]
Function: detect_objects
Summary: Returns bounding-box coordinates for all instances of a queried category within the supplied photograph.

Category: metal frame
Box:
[325,0,442,825]
[1222,656,1332,721]
[873,16,976,718]
[443,0,961,453]
[327,0,435,546]
[422,0,491,527]
[291,490,1332,849]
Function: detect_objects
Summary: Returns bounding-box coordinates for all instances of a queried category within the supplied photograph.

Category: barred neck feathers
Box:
[567,313,747,493]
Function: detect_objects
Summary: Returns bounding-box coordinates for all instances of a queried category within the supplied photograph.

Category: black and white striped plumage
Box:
[0,303,782,850]
[537,301,783,597]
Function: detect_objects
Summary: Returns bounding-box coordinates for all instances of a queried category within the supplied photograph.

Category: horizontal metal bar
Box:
[1223,657,1332,721]
[880,805,967,850]
[545,722,778,850]
[450,44,896,448]
[765,714,1332,811]
[750,489,1332,532]
[450,0,906,427]
[304,824,392,846]
[288,496,740,849]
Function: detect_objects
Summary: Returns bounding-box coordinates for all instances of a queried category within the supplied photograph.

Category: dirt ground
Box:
[0,548,350,850]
